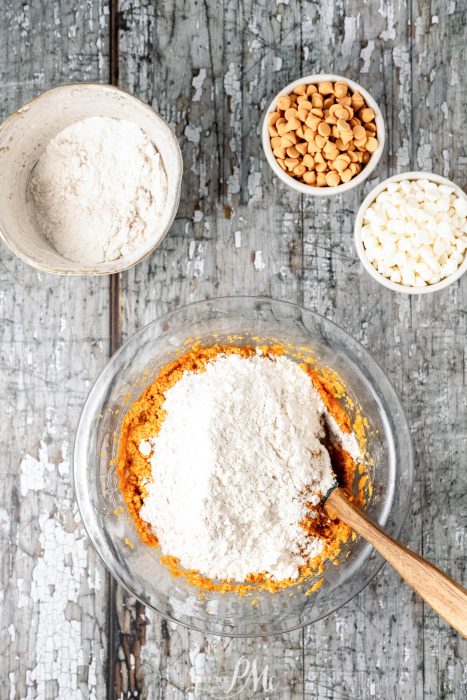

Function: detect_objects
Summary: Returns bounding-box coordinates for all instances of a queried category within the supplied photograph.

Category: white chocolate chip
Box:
[361,179,467,287]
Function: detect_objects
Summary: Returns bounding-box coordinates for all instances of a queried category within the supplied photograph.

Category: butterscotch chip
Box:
[362,151,371,163]
[323,97,334,109]
[318,121,331,137]
[333,157,347,173]
[285,117,301,132]
[277,122,288,136]
[277,159,287,171]
[311,108,324,118]
[277,95,291,110]
[280,135,294,147]
[311,93,324,108]
[303,153,314,168]
[340,168,352,182]
[269,126,278,137]
[296,141,308,155]
[366,136,378,152]
[273,146,286,159]
[326,171,340,186]
[293,83,307,95]
[365,122,377,133]
[352,124,366,140]
[354,136,368,148]
[359,107,375,123]
[306,84,317,95]
[285,107,298,120]
[337,96,352,107]
[337,118,351,132]
[334,106,350,120]
[315,161,327,173]
[297,109,309,122]
[271,136,282,149]
[316,173,327,186]
[284,157,299,169]
[315,134,327,150]
[318,81,334,95]
[351,90,364,105]
[286,146,300,157]
[303,170,316,184]
[293,163,306,177]
[334,82,348,98]
[296,126,305,139]
[269,111,280,125]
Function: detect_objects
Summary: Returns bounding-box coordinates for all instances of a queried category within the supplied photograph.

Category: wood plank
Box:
[116,0,467,698]
[411,1,467,697]
[0,2,110,698]
[298,2,423,699]
[117,0,306,696]
[299,1,467,698]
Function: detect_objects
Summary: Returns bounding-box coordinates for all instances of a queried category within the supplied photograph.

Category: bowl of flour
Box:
[74,296,414,636]
[0,83,182,274]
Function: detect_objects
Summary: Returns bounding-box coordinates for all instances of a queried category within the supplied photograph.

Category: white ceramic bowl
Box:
[354,172,467,294]
[262,74,385,197]
[0,84,183,275]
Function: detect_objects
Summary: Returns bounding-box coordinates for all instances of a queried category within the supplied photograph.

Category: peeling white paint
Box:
[227,166,241,195]
[342,16,358,58]
[193,210,204,223]
[247,168,263,201]
[184,124,202,145]
[254,250,266,271]
[0,507,10,533]
[416,142,432,170]
[192,68,206,102]
[20,441,53,496]
[396,138,410,169]
[234,230,242,248]
[379,0,396,41]
[360,41,375,74]
[432,15,439,24]
[273,56,282,72]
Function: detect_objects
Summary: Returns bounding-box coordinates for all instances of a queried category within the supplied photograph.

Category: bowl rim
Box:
[73,295,414,637]
[261,73,385,197]
[0,82,183,276]
[354,171,467,294]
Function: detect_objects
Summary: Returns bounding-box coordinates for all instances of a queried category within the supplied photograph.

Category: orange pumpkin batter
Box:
[117,344,366,596]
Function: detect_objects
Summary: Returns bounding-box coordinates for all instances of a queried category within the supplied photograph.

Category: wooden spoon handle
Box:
[326,487,467,638]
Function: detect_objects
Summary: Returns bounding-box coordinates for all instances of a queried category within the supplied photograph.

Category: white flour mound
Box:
[29,116,168,264]
[139,353,336,582]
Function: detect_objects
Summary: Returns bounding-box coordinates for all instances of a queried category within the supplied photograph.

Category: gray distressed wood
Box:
[117,0,467,699]
[1,0,466,698]
[0,2,110,698]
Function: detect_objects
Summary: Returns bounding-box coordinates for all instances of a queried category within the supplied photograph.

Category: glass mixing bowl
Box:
[74,297,413,637]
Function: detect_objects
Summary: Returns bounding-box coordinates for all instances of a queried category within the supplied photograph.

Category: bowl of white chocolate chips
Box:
[355,172,467,293]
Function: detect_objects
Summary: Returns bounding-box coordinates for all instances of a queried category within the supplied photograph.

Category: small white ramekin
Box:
[354,172,467,295]
[262,74,385,197]
[0,83,183,275]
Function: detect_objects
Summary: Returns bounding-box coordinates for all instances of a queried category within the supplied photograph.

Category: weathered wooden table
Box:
[1,1,466,698]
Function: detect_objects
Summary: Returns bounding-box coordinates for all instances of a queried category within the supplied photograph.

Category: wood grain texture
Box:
[116,0,467,699]
[0,2,110,698]
[0,0,466,698]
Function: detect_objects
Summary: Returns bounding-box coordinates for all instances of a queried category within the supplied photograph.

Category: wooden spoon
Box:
[324,486,467,638]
